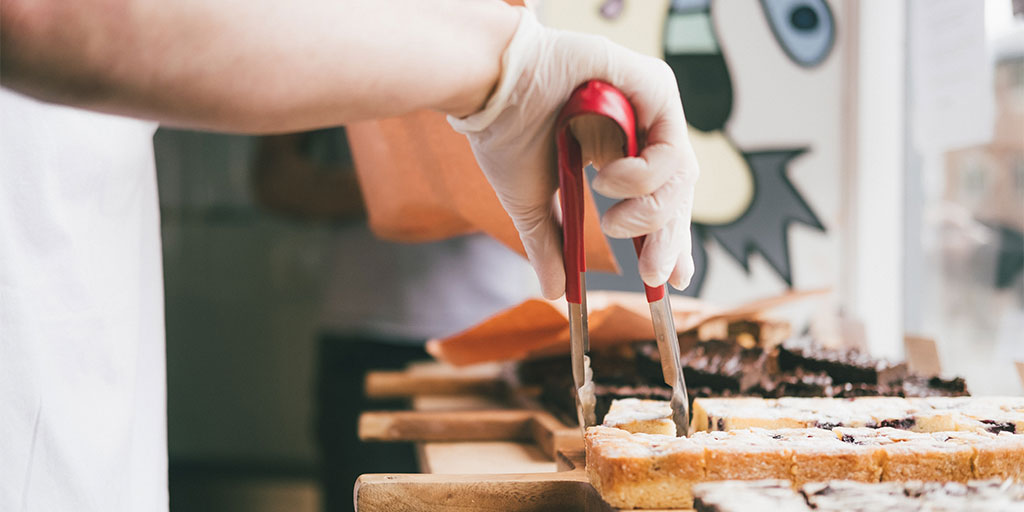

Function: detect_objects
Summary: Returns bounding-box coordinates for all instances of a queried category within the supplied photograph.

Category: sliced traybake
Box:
[585,424,1024,509]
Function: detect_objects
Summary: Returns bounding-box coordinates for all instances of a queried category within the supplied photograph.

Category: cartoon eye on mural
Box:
[583,0,835,296]
[759,0,835,67]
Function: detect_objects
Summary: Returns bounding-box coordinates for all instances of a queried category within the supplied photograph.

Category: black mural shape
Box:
[664,2,732,133]
[682,223,709,297]
[665,53,733,133]
[701,149,825,286]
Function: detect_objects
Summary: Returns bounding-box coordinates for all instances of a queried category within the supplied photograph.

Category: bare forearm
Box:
[1,0,518,132]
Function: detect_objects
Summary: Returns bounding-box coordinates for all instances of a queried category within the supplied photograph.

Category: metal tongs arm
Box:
[556,80,690,436]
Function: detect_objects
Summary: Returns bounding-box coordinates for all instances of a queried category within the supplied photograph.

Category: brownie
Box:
[831,382,886,397]
[761,371,835,398]
[639,339,772,393]
[901,374,970,397]
[588,343,643,384]
[777,338,907,385]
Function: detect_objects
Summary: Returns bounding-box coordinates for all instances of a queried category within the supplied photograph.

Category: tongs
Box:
[556,80,690,437]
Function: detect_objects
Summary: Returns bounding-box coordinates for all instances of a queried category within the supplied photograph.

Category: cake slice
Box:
[774,428,883,487]
[801,481,919,511]
[777,396,920,430]
[695,479,1024,512]
[584,426,705,509]
[691,397,815,432]
[922,396,1024,433]
[834,427,974,482]
[697,429,796,482]
[691,396,1024,434]
[923,396,1024,412]
[692,480,811,512]
[933,430,1024,481]
[692,397,926,433]
[954,409,1024,434]
[602,398,676,436]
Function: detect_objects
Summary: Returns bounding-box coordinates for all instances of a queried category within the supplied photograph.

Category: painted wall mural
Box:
[542,0,845,302]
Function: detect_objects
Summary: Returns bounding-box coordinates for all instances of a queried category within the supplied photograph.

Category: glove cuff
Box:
[447,6,540,134]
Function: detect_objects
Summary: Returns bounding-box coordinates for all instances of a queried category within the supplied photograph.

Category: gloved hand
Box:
[449,8,699,300]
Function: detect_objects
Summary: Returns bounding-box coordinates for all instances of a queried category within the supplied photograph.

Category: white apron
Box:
[0,88,168,511]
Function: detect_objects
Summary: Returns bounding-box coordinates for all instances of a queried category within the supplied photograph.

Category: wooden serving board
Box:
[358,362,696,511]
[355,449,693,512]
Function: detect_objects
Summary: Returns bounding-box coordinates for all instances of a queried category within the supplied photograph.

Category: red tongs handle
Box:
[556,80,666,305]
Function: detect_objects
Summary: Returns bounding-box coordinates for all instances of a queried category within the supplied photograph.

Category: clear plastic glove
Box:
[448,8,699,300]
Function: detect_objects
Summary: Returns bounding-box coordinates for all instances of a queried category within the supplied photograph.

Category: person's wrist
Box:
[437,4,521,118]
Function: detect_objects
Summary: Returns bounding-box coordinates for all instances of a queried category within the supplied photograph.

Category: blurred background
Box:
[155,1,1023,510]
